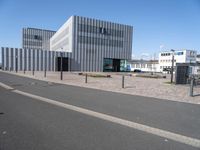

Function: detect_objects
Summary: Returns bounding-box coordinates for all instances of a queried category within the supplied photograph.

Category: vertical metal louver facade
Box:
[2,16,133,72]
[1,47,71,71]
[22,28,56,50]
[50,16,133,72]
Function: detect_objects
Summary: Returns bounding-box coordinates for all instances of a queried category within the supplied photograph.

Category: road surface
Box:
[0,71,200,150]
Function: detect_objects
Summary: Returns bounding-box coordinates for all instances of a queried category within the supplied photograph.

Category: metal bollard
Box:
[32,69,34,76]
[24,68,25,74]
[190,78,194,97]
[85,73,88,83]
[60,53,63,80]
[122,75,125,88]
[60,71,63,80]
[44,69,46,78]
[15,56,18,73]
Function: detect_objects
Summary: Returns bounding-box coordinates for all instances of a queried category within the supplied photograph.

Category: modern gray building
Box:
[50,16,133,72]
[22,28,56,50]
[2,16,133,72]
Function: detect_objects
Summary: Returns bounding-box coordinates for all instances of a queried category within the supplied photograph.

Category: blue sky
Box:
[0,0,200,62]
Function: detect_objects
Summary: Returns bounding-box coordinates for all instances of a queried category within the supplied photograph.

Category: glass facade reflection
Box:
[103,58,113,72]
[103,58,129,72]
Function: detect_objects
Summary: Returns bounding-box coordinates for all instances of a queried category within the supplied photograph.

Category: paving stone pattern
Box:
[6,71,200,104]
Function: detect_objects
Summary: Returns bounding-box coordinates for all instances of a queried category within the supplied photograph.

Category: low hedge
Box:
[135,74,166,79]
[78,73,111,78]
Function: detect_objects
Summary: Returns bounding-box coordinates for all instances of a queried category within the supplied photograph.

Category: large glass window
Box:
[103,58,128,72]
[120,59,127,71]
[103,58,113,72]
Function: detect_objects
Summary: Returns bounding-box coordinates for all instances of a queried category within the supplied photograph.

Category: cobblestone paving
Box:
[5,71,200,104]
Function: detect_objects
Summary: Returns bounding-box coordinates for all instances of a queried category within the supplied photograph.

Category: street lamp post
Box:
[171,49,175,83]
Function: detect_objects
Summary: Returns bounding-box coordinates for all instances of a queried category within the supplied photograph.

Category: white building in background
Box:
[159,49,197,72]
[129,49,198,73]
[129,60,160,72]
[197,54,200,63]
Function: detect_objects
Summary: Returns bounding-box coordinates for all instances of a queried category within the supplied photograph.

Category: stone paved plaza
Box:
[2,71,200,104]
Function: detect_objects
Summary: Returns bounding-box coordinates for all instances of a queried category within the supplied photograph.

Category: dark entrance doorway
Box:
[103,58,121,72]
[56,57,68,71]
[113,59,120,72]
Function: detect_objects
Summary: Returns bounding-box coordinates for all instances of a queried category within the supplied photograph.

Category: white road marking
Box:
[12,89,200,148]
[0,82,14,90]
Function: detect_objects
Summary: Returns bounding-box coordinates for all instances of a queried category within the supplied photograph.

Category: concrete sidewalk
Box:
[1,70,200,104]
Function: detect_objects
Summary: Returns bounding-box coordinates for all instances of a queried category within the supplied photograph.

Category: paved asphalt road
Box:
[0,71,200,149]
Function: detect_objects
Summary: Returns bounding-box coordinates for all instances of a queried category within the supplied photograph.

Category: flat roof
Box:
[160,49,196,53]
[72,15,133,28]
[23,27,56,32]
[128,59,158,63]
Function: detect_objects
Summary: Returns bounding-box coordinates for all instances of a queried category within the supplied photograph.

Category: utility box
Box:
[175,64,189,84]
[175,63,200,84]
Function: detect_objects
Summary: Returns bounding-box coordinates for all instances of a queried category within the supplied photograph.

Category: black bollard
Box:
[85,73,88,83]
[44,68,46,78]
[190,78,194,97]
[122,75,125,88]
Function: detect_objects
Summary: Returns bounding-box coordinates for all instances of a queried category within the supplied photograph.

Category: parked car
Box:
[133,69,142,73]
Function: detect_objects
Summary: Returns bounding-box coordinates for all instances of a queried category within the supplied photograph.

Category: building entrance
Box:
[103,58,125,72]
[56,57,68,71]
[113,59,120,72]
